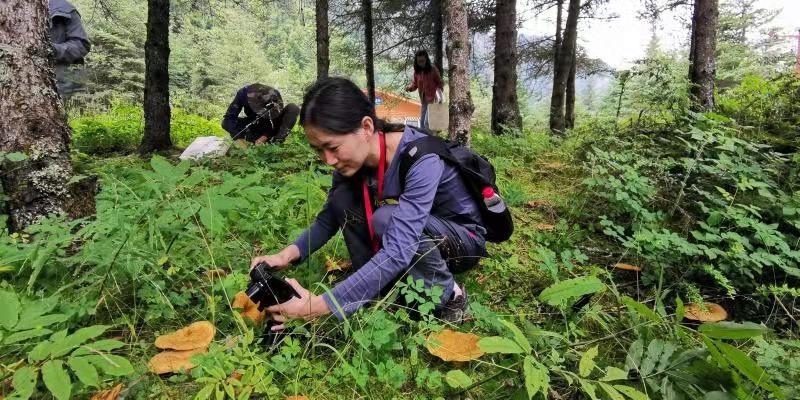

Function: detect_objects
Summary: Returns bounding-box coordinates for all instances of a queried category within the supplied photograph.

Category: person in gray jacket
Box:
[49,0,91,98]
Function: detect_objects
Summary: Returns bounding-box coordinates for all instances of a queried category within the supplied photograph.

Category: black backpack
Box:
[398,133,514,243]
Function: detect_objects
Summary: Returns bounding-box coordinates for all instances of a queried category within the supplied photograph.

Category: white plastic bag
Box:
[179,136,231,160]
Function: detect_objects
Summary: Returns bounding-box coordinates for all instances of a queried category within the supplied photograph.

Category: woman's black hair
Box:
[300,77,404,134]
[413,50,433,73]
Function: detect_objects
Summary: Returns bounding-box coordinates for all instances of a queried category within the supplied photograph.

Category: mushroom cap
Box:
[536,224,555,231]
[426,329,484,362]
[90,383,124,400]
[232,291,266,324]
[148,348,207,374]
[285,396,310,400]
[684,302,728,322]
[203,269,228,281]
[613,263,642,272]
[154,321,215,350]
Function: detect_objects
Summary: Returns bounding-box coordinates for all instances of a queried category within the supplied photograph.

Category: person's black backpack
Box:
[398,133,514,243]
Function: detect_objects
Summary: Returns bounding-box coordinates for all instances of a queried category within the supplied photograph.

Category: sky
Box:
[520,0,800,69]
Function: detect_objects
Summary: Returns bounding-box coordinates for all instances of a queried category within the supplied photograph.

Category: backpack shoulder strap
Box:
[399,136,457,188]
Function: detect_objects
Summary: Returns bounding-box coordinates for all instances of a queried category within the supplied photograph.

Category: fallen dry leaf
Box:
[426,329,484,362]
[90,383,124,400]
[155,321,215,350]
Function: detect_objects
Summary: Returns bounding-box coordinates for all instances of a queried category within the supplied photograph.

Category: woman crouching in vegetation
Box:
[251,77,486,328]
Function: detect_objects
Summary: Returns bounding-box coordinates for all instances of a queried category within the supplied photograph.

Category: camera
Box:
[246,262,300,347]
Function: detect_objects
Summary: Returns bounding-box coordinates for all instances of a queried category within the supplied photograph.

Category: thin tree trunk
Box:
[446,0,474,146]
[0,0,96,232]
[140,0,172,154]
[688,0,718,111]
[552,0,563,80]
[363,0,375,103]
[316,0,330,80]
[432,0,444,73]
[491,0,522,135]
[549,0,579,135]
[565,39,577,129]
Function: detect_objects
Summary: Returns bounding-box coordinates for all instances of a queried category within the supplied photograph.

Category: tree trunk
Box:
[552,0,563,80]
[140,0,172,154]
[432,0,444,73]
[565,37,577,129]
[0,0,96,232]
[549,0,579,135]
[446,0,474,146]
[491,0,522,134]
[688,0,718,111]
[363,0,376,103]
[316,0,330,80]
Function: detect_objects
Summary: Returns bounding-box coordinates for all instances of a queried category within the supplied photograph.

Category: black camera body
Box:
[245,262,300,347]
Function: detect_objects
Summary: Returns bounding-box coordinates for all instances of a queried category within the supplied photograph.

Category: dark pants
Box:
[328,180,486,309]
[230,104,300,143]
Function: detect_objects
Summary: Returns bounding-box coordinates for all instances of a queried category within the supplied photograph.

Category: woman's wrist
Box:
[309,295,332,318]
[281,245,301,264]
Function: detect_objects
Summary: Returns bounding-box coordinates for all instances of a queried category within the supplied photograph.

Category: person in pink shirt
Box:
[405,50,443,130]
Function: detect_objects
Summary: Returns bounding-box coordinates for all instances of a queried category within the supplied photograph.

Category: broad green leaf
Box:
[703,391,736,400]
[598,382,625,400]
[579,379,600,400]
[42,360,72,400]
[579,346,599,377]
[14,313,69,331]
[150,155,183,180]
[3,328,53,344]
[5,152,28,162]
[68,356,100,388]
[0,290,20,329]
[72,339,126,356]
[49,325,110,358]
[26,244,56,293]
[675,297,685,322]
[85,354,134,376]
[195,384,215,399]
[625,339,644,372]
[19,296,59,321]
[716,341,781,394]
[29,340,54,362]
[445,369,472,389]
[600,367,629,382]
[11,366,37,399]
[613,384,649,400]
[699,322,767,339]
[621,296,662,322]
[538,276,605,307]
[477,336,525,354]
[523,355,549,399]
[640,340,665,377]
[500,319,532,353]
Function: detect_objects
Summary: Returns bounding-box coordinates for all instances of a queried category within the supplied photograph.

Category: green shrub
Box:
[70,104,226,154]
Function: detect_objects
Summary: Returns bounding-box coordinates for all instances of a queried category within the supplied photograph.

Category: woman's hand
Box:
[265,279,331,330]
[251,245,300,270]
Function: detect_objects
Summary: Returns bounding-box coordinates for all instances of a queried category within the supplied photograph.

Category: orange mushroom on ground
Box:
[154,321,216,350]
[232,291,266,324]
[90,383,124,400]
[613,263,642,272]
[535,223,556,231]
[684,302,728,322]
[148,348,207,374]
[426,329,485,362]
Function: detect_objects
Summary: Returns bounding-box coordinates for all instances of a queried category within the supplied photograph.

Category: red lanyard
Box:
[362,131,385,253]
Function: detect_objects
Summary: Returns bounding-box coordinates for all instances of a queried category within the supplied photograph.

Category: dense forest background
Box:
[0,0,798,399]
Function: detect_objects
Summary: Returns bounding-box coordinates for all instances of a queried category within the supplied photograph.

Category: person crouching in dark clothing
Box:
[222,84,300,145]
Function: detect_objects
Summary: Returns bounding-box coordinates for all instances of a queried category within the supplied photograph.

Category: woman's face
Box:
[416,55,427,68]
[305,118,374,177]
